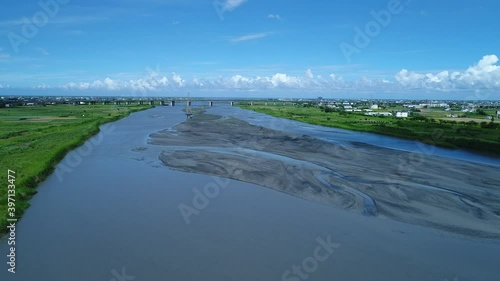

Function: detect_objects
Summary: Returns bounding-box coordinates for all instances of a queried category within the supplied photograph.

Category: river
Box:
[1,104,499,281]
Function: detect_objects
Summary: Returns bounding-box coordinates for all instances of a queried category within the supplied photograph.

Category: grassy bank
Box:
[0,104,152,234]
[238,104,500,157]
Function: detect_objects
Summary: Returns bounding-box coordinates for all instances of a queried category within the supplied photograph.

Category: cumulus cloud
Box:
[60,70,351,93]
[130,69,169,93]
[395,55,500,90]
[64,71,172,93]
[306,69,314,79]
[171,72,185,87]
[65,78,122,91]
[49,55,499,97]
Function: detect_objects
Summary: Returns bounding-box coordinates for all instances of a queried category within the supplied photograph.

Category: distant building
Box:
[370,104,379,110]
[395,111,409,118]
[497,111,500,118]
[365,112,392,117]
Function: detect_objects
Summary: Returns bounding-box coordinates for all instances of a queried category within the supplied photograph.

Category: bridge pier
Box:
[170,101,175,106]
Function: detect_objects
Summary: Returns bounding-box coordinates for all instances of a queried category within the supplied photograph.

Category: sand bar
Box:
[150,113,500,239]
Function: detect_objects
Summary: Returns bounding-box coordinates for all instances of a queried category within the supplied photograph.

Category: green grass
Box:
[238,104,500,157]
[0,104,152,235]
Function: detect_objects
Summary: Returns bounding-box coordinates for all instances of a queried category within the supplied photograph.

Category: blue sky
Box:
[0,0,499,99]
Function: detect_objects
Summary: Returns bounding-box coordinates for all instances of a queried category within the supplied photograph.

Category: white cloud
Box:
[230,32,270,43]
[36,84,50,89]
[270,73,302,87]
[222,0,247,11]
[171,72,185,87]
[268,14,283,20]
[130,75,169,92]
[64,78,121,91]
[306,69,314,79]
[395,55,500,90]
[14,54,499,99]
[60,70,332,92]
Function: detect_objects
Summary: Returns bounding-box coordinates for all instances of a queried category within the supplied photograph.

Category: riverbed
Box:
[1,103,499,281]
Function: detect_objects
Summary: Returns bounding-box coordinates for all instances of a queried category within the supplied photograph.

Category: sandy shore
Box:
[149,113,500,239]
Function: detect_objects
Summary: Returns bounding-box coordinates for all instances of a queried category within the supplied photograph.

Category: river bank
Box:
[238,105,500,157]
[0,105,153,235]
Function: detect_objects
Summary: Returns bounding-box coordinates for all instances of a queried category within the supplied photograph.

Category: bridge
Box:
[91,99,235,107]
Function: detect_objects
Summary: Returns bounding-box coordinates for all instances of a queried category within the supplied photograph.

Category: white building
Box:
[396,111,409,118]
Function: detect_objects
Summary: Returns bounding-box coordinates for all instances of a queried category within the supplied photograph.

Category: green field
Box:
[0,104,152,234]
[238,103,500,157]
